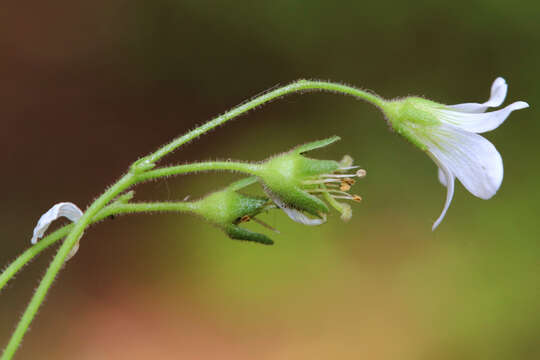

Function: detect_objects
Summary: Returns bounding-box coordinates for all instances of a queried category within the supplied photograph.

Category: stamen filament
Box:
[320,173,358,178]
[252,218,280,233]
[302,179,342,185]
[338,165,361,171]
[333,195,362,202]
[309,189,352,196]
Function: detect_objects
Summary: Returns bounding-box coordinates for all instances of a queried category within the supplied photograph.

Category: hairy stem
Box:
[0,226,73,294]
[0,174,256,295]
[138,161,261,182]
[0,201,198,296]
[1,173,135,360]
[0,196,202,359]
[2,79,384,359]
[99,201,197,218]
[142,80,384,164]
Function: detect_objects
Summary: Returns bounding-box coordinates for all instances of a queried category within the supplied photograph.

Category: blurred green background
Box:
[1,1,539,359]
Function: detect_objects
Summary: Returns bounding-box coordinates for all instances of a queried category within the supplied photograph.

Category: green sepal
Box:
[195,190,267,227]
[295,157,340,177]
[381,97,441,151]
[225,225,274,245]
[293,136,341,154]
[130,158,156,173]
[270,186,329,217]
[257,139,341,217]
[261,154,339,184]
[192,183,274,244]
[111,191,135,205]
[227,176,259,192]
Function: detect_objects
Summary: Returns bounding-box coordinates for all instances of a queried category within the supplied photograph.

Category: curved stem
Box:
[1,173,135,360]
[0,196,203,359]
[0,201,198,296]
[0,172,259,294]
[142,80,384,164]
[0,179,261,294]
[1,162,249,294]
[2,79,385,359]
[0,225,73,294]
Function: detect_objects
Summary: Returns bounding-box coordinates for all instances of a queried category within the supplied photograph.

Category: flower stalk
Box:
[1,77,528,360]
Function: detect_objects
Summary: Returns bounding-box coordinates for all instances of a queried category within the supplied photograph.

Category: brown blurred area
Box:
[1,1,539,359]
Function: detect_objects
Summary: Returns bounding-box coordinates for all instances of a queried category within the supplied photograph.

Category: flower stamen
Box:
[356,169,367,178]
[240,215,251,223]
[320,173,359,178]
[252,217,281,233]
[338,165,361,171]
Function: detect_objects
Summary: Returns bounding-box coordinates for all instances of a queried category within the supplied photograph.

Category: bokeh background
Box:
[1,1,539,359]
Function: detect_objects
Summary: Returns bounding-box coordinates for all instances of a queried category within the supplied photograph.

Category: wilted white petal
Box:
[428,155,455,231]
[448,77,508,113]
[425,124,503,200]
[266,191,326,226]
[31,202,83,244]
[436,101,529,133]
[280,206,327,226]
[67,242,80,260]
[437,168,447,187]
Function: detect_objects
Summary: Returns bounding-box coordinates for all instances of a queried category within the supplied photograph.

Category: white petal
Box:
[437,168,447,187]
[448,77,508,113]
[280,206,327,226]
[266,191,326,226]
[425,124,503,200]
[435,101,529,134]
[429,156,455,231]
[31,202,83,244]
[67,242,80,260]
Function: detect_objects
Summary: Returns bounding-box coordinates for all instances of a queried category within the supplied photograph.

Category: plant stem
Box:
[98,202,196,218]
[1,163,256,294]
[138,161,261,182]
[1,173,134,360]
[0,198,205,358]
[0,226,73,294]
[1,174,258,295]
[142,80,384,164]
[2,79,385,359]
[0,201,199,296]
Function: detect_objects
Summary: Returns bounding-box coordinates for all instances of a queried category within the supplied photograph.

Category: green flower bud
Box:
[253,136,365,225]
[191,178,274,245]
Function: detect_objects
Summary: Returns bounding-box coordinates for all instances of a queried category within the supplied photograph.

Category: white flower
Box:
[383,77,529,230]
[31,202,83,258]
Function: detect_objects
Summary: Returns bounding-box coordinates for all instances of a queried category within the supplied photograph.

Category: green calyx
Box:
[381,97,442,151]
[191,179,273,245]
[256,136,343,218]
